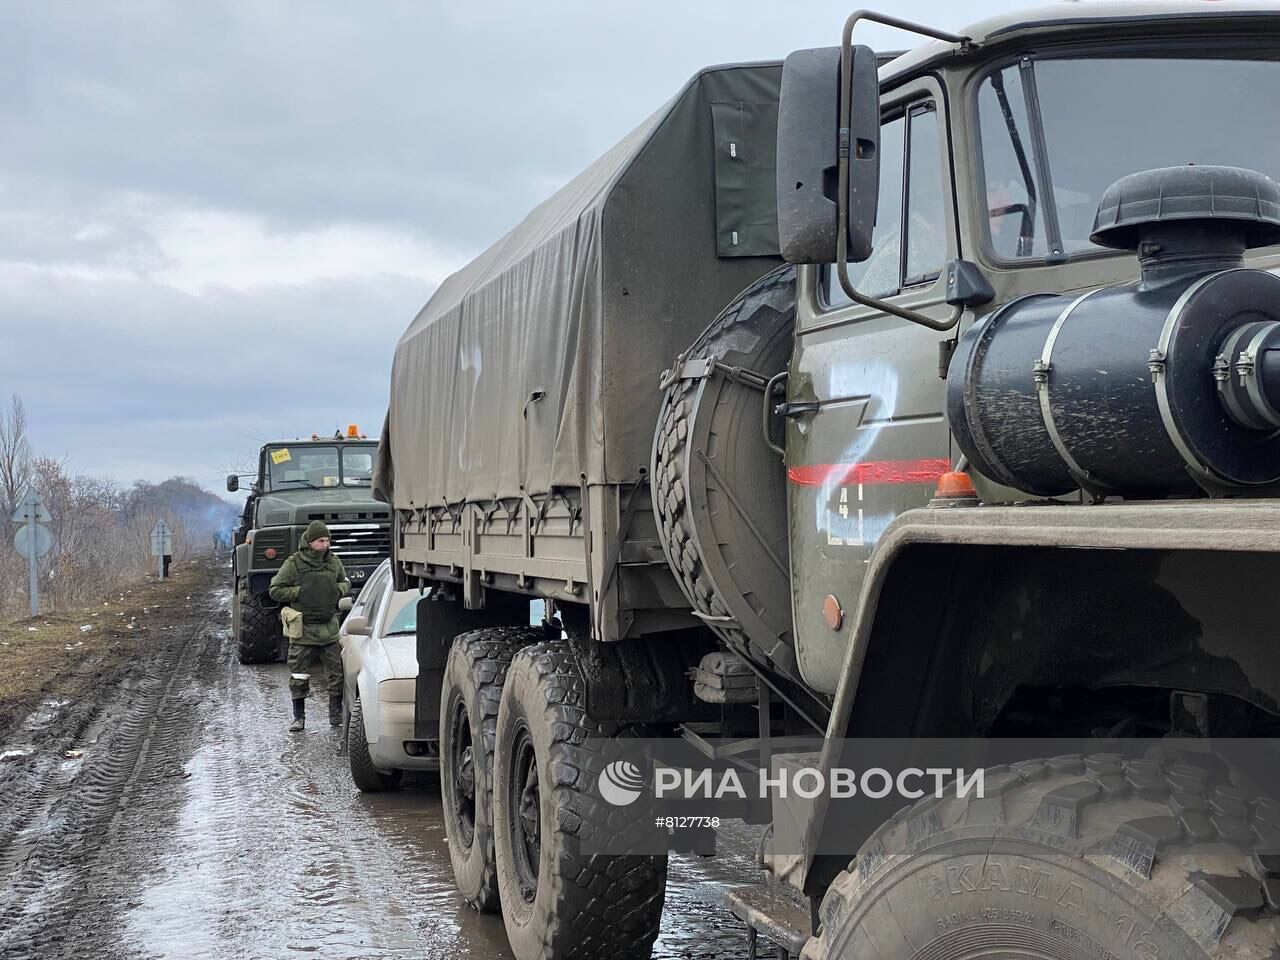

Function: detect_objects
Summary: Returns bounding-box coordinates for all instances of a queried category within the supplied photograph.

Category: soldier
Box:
[269,520,352,732]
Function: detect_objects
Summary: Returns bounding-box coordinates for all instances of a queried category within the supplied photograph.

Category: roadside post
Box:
[150,520,172,579]
[12,489,53,617]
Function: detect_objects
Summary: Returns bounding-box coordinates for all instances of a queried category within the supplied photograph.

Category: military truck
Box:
[230,429,391,664]
[375,4,1280,957]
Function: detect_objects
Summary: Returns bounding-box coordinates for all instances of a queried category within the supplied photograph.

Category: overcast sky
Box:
[0,0,1023,496]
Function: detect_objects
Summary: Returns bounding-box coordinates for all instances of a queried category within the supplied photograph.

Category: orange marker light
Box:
[347,424,360,438]
[822,594,843,631]
[928,470,981,508]
[935,471,977,498]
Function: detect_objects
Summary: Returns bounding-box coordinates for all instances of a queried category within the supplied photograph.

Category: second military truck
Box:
[230,429,391,664]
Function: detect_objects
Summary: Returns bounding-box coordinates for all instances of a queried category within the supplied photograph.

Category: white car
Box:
[339,559,438,791]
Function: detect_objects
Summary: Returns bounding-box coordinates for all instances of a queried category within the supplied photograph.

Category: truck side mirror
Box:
[226,474,240,493]
[344,615,371,637]
[776,44,880,264]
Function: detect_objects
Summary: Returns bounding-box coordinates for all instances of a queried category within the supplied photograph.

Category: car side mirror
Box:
[345,615,371,637]
[226,474,240,493]
[777,43,880,264]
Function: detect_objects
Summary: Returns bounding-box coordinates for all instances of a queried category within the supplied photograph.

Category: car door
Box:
[343,564,391,704]
[786,76,958,694]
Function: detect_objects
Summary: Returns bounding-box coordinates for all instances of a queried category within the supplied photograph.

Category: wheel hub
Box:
[508,724,541,903]
[449,701,476,849]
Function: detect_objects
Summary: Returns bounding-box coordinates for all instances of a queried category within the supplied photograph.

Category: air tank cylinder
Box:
[948,165,1280,498]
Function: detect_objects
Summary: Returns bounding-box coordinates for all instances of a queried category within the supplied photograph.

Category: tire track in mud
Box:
[121,620,483,959]
[0,570,781,960]
[0,588,230,960]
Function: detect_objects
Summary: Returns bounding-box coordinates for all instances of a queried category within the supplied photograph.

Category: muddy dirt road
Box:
[0,572,766,959]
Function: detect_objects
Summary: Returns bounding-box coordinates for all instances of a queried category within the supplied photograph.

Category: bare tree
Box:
[0,394,32,526]
[0,430,237,616]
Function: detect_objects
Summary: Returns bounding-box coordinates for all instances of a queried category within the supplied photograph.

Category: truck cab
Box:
[229,428,391,664]
[756,4,1280,957]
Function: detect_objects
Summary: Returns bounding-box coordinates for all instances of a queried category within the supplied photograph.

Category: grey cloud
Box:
[3,0,1020,487]
[3,2,996,246]
[0,269,425,486]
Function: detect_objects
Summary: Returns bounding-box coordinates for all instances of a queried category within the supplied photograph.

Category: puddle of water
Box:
[123,664,514,960]
[118,649,770,960]
[20,697,71,733]
[656,820,765,959]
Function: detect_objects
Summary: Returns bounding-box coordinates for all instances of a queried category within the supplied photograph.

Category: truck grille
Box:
[325,522,391,566]
[307,511,389,522]
[252,527,292,567]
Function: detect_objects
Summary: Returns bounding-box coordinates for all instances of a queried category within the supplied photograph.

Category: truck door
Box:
[786,76,957,695]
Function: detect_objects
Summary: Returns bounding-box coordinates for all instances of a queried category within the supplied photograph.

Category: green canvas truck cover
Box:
[375,61,783,510]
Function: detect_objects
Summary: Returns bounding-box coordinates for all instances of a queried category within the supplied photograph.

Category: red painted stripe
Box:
[787,458,951,487]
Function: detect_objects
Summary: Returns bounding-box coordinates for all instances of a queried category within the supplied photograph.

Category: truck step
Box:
[725,883,812,959]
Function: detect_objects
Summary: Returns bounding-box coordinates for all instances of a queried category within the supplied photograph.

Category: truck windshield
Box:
[978,56,1280,262]
[266,445,376,490]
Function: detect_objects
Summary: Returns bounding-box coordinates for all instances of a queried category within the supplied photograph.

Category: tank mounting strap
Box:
[1154,269,1237,487]
[1037,289,1113,499]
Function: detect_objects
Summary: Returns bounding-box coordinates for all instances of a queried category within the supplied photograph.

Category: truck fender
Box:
[800,499,1280,895]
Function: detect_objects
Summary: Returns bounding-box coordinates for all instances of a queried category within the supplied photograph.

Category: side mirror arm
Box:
[835,10,976,333]
[834,257,966,332]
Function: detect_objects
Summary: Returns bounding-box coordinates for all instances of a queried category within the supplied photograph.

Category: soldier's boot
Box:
[328,694,343,727]
[289,697,305,733]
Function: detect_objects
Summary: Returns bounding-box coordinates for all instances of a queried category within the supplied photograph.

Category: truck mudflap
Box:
[801,499,1280,894]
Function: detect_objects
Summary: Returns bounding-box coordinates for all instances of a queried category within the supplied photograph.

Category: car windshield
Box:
[978,56,1280,261]
[266,444,376,490]
[382,599,416,637]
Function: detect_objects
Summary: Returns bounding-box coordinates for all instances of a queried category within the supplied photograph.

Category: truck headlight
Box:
[377,678,416,703]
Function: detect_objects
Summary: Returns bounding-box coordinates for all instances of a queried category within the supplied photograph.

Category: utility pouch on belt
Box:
[280,606,304,640]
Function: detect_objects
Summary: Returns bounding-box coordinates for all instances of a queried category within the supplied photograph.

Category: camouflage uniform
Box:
[269,520,350,727]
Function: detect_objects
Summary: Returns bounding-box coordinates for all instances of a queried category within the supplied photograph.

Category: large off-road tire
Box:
[803,752,1280,960]
[653,264,798,681]
[236,588,281,665]
[346,697,402,793]
[493,640,667,960]
[440,627,544,913]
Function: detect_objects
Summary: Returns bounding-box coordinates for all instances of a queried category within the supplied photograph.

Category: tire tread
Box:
[802,752,1280,960]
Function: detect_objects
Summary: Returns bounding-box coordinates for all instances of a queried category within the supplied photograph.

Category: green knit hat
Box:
[302,520,331,546]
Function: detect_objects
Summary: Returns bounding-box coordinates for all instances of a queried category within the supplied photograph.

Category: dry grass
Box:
[0,561,224,738]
